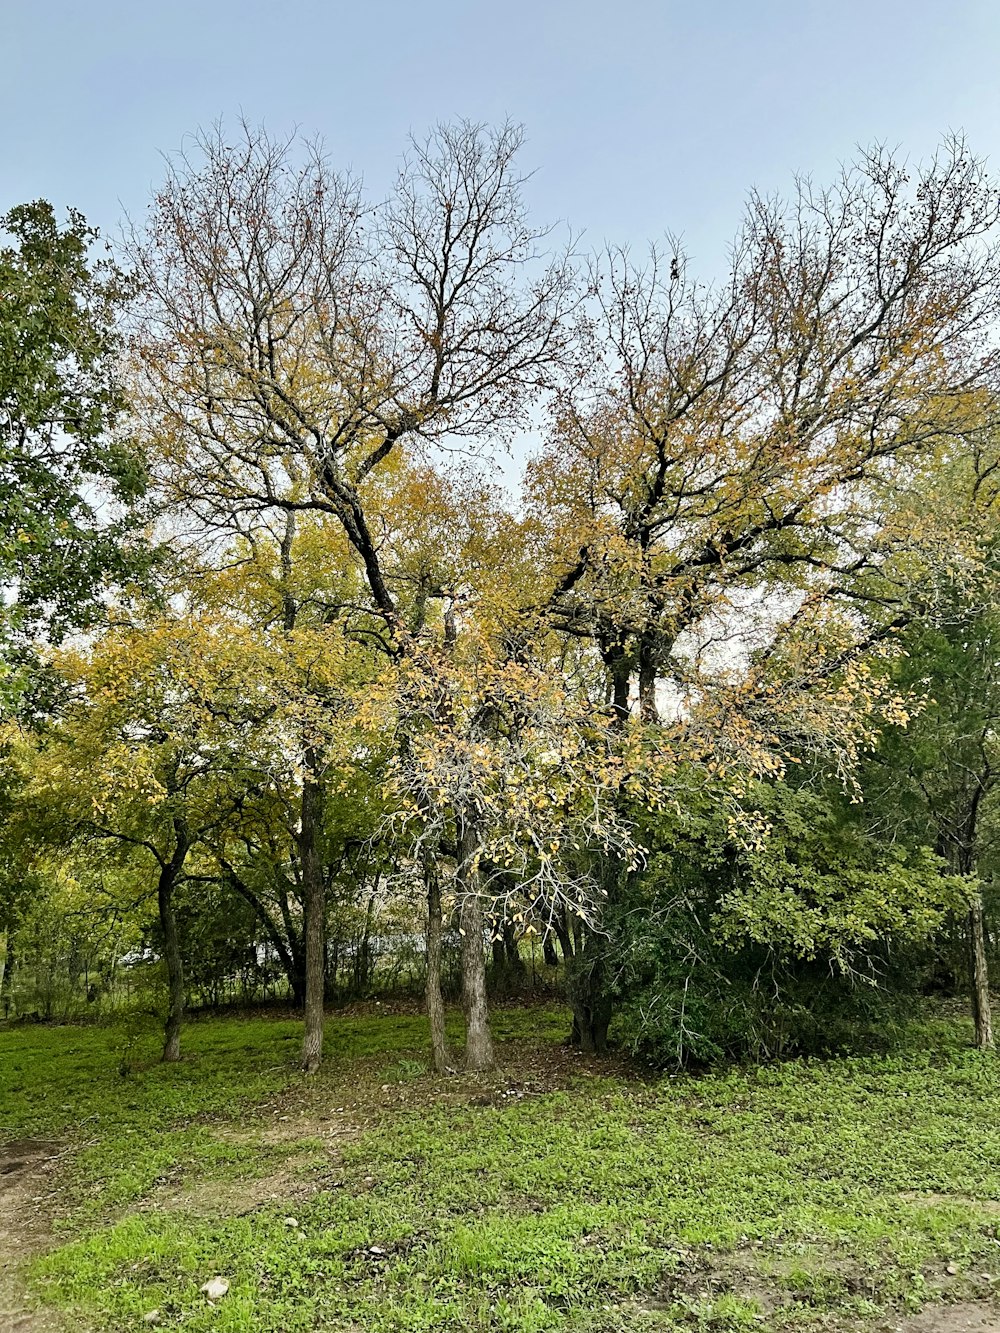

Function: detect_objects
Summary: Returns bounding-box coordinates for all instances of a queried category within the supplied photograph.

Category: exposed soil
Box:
[892,1304,1000,1332]
[899,1192,1000,1217]
[0,1140,70,1332]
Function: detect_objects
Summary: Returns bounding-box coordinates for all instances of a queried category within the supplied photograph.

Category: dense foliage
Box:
[3,125,1000,1078]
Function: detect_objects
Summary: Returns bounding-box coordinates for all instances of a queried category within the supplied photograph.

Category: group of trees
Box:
[3,123,1000,1071]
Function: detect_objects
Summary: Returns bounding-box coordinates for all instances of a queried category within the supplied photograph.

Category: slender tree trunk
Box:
[276,891,306,1006]
[424,849,451,1074]
[554,908,575,962]
[355,894,376,996]
[638,635,659,724]
[457,815,494,1071]
[567,935,613,1053]
[611,661,630,723]
[0,937,13,1018]
[969,894,994,1050]
[299,764,325,1073]
[159,823,190,1063]
[567,852,619,1054]
[278,511,315,1022]
[225,871,303,1007]
[503,921,525,975]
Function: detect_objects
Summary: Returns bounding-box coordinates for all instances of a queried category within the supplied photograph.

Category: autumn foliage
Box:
[3,124,1000,1067]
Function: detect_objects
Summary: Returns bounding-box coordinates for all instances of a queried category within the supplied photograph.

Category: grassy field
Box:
[2,1003,1000,1331]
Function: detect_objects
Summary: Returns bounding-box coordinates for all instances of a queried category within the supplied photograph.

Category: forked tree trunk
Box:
[491,922,525,974]
[609,656,630,724]
[567,854,619,1054]
[457,816,494,1071]
[553,907,575,962]
[424,849,451,1074]
[969,894,994,1050]
[159,823,190,1063]
[503,920,525,974]
[299,765,325,1073]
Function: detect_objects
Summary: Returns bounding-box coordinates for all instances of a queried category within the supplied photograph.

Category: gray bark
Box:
[969,894,994,1050]
[457,815,494,1071]
[424,849,452,1073]
[299,764,325,1073]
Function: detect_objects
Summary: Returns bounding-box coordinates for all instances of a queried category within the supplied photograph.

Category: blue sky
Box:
[4,0,999,278]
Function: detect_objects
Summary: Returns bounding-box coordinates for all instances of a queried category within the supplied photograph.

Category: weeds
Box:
[1,1003,999,1330]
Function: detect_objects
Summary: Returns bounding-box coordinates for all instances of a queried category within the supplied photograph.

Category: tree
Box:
[866,604,1000,1049]
[533,140,1000,720]
[0,201,147,685]
[129,119,579,1071]
[23,607,302,1059]
[523,138,1000,1047]
[608,767,968,1066]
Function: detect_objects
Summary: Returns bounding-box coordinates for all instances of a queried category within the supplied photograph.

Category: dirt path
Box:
[0,1140,70,1333]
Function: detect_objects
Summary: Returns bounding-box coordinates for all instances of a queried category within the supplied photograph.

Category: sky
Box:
[4,0,1000,282]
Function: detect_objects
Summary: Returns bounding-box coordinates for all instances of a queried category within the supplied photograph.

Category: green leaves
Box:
[0,200,150,665]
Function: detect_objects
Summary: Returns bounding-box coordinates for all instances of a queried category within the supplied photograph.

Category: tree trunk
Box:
[571,998,612,1053]
[553,909,575,962]
[568,943,613,1054]
[159,823,190,1063]
[969,893,993,1050]
[276,890,307,1007]
[638,635,659,724]
[424,849,451,1074]
[503,921,525,974]
[299,765,325,1073]
[355,894,376,997]
[457,816,494,1071]
[610,660,630,723]
[225,870,304,1007]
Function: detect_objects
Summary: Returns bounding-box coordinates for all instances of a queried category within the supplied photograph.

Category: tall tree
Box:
[130,120,579,1071]
[0,202,147,682]
[866,598,1000,1050]
[533,140,1000,718]
[524,139,1000,1046]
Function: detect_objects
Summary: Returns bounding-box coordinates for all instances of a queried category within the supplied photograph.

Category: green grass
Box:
[3,1002,1000,1330]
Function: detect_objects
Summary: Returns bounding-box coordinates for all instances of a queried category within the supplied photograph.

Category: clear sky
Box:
[4,0,998,276]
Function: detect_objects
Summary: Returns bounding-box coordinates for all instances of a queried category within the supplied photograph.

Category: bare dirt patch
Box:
[130,1040,618,1240]
[0,1140,72,1333]
[889,1302,1000,1332]
[646,1242,1000,1332]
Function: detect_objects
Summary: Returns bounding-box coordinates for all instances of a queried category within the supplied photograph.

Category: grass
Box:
[2,1001,1000,1330]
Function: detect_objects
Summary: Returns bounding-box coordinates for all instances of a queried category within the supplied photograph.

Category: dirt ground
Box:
[0,1139,72,1333]
[891,1305,1000,1332]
